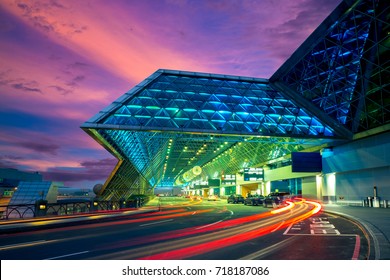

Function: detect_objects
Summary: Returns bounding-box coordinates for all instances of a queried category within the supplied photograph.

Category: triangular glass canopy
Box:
[82,70,344,200]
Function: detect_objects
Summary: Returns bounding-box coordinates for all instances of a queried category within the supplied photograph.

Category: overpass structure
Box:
[81,0,389,203]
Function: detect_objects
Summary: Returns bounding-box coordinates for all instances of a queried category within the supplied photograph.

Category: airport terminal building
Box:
[81,0,389,205]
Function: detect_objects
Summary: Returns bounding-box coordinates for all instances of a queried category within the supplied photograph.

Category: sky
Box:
[0,0,342,189]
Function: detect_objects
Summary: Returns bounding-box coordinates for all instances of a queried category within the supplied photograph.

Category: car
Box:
[263,192,290,208]
[227,194,245,204]
[244,195,265,206]
[207,195,219,201]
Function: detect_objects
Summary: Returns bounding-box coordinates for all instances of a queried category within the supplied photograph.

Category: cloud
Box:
[42,158,117,183]
[260,0,343,61]
[80,158,118,170]
[0,155,23,169]
[0,70,42,94]
[15,141,60,156]
[12,81,42,93]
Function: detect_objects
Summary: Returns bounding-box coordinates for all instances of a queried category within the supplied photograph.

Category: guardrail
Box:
[0,197,149,220]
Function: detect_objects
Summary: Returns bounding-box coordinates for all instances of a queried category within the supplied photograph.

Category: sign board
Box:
[243,167,264,181]
[221,174,236,185]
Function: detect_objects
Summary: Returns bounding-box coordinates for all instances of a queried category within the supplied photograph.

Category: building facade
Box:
[82,0,389,204]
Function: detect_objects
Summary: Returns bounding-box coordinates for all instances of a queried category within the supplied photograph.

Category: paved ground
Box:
[1,198,389,259]
[324,204,390,260]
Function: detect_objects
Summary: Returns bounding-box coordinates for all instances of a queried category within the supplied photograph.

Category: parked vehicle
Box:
[208,195,219,201]
[263,192,290,208]
[244,195,265,206]
[227,194,245,204]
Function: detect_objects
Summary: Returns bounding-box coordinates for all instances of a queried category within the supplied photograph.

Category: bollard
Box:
[90,200,99,212]
[383,200,388,208]
[119,198,126,209]
[373,197,380,208]
[367,196,373,207]
[35,199,48,217]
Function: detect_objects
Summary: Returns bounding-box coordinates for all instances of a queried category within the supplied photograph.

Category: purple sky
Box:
[0,0,342,188]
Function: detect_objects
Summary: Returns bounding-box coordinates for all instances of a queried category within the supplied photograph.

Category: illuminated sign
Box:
[3,191,14,197]
[243,168,264,181]
[221,174,236,185]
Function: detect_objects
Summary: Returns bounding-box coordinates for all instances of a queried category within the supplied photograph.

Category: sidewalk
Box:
[324,204,390,260]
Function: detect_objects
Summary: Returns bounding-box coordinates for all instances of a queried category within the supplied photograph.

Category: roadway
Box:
[0,197,369,260]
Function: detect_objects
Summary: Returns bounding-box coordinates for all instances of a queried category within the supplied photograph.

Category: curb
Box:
[324,209,390,260]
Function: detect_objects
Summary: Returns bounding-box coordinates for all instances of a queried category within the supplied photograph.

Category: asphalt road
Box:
[0,197,369,260]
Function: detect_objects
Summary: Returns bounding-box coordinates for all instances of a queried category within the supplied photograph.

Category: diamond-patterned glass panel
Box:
[274,0,390,133]
[102,72,335,138]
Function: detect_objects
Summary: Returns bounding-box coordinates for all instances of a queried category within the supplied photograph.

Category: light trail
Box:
[1,198,324,260]
[139,219,174,227]
[92,200,320,259]
[0,240,51,250]
[195,220,223,230]
[137,203,308,259]
[138,200,322,259]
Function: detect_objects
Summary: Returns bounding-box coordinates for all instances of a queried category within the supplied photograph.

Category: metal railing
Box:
[0,197,149,220]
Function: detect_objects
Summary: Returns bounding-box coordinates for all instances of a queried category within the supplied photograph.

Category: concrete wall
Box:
[323,132,390,174]
[265,165,318,181]
[301,176,317,199]
[335,167,390,201]
[322,131,390,202]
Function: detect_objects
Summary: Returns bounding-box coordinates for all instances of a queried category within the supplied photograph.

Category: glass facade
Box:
[82,0,389,200]
[9,181,59,205]
[271,0,389,133]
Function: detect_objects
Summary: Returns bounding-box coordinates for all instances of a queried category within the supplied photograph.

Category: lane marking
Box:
[45,251,90,260]
[139,219,174,227]
[284,233,356,236]
[239,236,300,260]
[195,220,223,230]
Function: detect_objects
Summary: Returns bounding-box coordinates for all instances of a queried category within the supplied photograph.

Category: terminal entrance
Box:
[241,183,262,197]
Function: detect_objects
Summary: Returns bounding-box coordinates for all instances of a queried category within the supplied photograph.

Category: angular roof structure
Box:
[271,0,389,133]
[81,0,389,200]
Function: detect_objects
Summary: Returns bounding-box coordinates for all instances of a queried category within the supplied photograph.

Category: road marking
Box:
[139,219,174,227]
[284,216,342,235]
[352,235,361,260]
[239,236,300,260]
[45,251,90,260]
[195,220,223,230]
